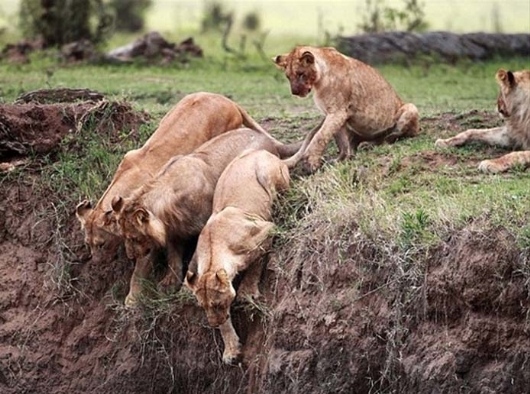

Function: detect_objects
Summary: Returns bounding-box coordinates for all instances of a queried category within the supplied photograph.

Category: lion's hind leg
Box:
[158,241,184,293]
[435,126,511,148]
[478,150,530,173]
[385,102,420,143]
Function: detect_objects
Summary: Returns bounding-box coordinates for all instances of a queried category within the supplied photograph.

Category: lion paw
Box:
[222,345,242,365]
[124,293,139,308]
[357,141,376,151]
[434,138,450,148]
[478,159,505,173]
[236,285,261,302]
[301,158,321,174]
[157,273,182,294]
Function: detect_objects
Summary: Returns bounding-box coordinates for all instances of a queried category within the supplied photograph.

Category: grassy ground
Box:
[1,41,529,259]
[1,33,529,393]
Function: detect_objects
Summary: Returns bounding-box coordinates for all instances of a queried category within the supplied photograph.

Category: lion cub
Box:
[435,69,530,173]
[273,45,419,173]
[76,92,274,264]
[112,129,297,307]
[185,149,290,364]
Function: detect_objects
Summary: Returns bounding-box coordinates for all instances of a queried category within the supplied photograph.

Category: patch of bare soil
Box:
[0,89,148,171]
[0,108,528,393]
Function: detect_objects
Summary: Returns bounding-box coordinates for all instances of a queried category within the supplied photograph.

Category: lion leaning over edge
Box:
[75,92,276,264]
[435,69,530,173]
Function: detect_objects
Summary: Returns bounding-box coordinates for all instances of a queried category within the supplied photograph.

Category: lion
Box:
[111,128,298,307]
[435,69,530,173]
[75,92,275,264]
[273,45,420,173]
[185,149,290,364]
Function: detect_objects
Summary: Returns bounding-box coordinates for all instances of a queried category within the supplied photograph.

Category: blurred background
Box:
[1,0,529,45]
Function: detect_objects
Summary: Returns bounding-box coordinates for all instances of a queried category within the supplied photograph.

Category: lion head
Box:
[273,47,318,98]
[495,69,530,120]
[185,268,235,327]
[76,200,122,263]
[111,196,166,260]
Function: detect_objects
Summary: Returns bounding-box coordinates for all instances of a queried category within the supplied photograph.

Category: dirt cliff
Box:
[0,99,528,393]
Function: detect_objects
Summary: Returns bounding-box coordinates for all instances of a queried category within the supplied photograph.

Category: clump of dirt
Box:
[0,89,148,170]
[0,106,528,393]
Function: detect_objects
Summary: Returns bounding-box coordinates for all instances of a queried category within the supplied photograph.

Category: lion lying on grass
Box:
[111,129,298,307]
[185,149,290,364]
[273,45,419,173]
[435,69,530,173]
[76,92,273,264]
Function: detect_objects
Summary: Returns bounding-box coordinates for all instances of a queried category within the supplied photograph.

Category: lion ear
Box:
[111,196,123,213]
[300,51,315,66]
[185,270,197,289]
[216,269,229,285]
[273,54,287,69]
[134,208,149,226]
[75,200,92,225]
[102,210,115,225]
[496,69,516,87]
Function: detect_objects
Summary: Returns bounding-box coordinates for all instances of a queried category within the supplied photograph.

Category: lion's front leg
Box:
[219,316,242,365]
[158,241,184,293]
[125,253,153,307]
[303,113,349,173]
[283,119,324,169]
[435,126,511,148]
[478,151,530,173]
[237,255,267,301]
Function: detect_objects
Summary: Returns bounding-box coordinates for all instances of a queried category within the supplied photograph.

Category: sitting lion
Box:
[112,129,298,307]
[435,69,530,173]
[273,45,419,173]
[185,149,290,364]
[76,92,274,264]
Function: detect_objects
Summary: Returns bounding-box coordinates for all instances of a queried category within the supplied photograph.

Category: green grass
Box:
[1,31,529,393]
[1,36,528,306]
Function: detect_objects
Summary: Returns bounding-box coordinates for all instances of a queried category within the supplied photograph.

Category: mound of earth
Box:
[0,88,148,171]
[0,100,528,393]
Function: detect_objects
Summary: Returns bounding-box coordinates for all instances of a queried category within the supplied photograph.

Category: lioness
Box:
[435,69,530,173]
[273,45,419,173]
[76,92,274,264]
[185,149,290,364]
[112,128,298,306]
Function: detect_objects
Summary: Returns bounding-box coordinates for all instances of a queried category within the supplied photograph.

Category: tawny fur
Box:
[185,149,290,364]
[113,129,297,307]
[435,69,530,173]
[75,92,274,263]
[273,45,420,173]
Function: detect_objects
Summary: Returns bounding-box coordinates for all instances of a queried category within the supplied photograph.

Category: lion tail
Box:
[238,104,305,160]
[281,119,324,167]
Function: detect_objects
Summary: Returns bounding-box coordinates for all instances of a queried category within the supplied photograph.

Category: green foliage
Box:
[18,0,113,47]
[358,0,429,33]
[399,209,431,249]
[242,11,261,32]
[201,0,233,33]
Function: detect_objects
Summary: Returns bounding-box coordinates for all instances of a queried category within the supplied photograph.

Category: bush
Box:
[108,0,152,33]
[18,0,113,47]
[358,0,429,33]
